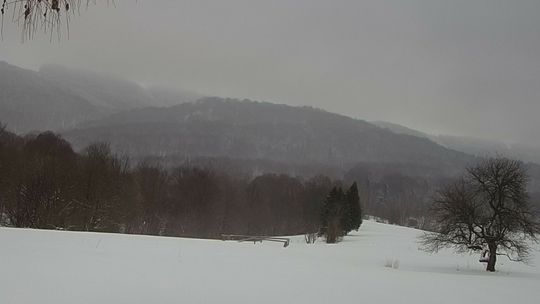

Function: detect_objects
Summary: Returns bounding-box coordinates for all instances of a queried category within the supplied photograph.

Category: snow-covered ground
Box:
[1,221,539,304]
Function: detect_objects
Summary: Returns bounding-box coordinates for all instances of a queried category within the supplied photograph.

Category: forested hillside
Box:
[66,97,474,175]
[3,62,539,229]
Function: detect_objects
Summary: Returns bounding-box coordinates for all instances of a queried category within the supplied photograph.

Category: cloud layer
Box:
[1,0,539,144]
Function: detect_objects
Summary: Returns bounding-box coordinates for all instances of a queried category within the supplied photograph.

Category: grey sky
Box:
[1,0,540,144]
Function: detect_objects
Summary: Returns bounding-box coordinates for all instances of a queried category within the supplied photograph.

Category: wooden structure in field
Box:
[221,234,290,248]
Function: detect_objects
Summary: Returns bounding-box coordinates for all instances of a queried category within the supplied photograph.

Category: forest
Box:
[4,124,536,240]
[0,126,347,238]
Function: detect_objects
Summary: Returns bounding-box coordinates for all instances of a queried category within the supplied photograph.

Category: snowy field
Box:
[1,221,539,304]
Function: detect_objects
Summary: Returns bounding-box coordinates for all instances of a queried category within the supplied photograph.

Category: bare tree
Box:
[131,161,169,235]
[1,0,97,40]
[76,142,126,232]
[421,157,540,272]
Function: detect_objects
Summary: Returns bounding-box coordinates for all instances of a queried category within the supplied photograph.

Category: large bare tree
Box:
[421,157,540,272]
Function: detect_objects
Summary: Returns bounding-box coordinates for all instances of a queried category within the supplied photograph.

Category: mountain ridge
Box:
[0,62,200,132]
[64,97,475,177]
[372,120,540,165]
[3,61,538,180]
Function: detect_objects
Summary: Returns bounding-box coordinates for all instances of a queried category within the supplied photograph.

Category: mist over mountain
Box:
[3,60,540,180]
[39,65,202,109]
[0,62,201,133]
[370,121,429,139]
[146,86,205,107]
[38,64,154,111]
[373,121,540,165]
[0,61,103,133]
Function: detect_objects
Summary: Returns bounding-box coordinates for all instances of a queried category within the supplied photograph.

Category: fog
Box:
[1,0,539,144]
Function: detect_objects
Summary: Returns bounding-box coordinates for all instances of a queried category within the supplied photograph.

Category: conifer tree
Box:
[344,182,362,232]
[320,183,363,243]
[320,187,346,243]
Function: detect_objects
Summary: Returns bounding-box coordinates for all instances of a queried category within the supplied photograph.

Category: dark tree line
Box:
[345,163,454,228]
[0,128,344,238]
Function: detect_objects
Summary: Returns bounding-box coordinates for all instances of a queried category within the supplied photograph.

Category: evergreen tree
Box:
[320,187,346,243]
[319,183,363,243]
[319,187,336,235]
[344,182,362,232]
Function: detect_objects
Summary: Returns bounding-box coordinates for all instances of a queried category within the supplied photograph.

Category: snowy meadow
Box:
[1,220,539,304]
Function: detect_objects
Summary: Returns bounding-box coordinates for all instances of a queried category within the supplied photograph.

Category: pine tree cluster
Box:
[319,183,363,243]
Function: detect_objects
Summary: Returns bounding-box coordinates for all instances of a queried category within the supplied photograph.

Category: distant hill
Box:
[372,120,540,165]
[0,61,104,133]
[0,62,203,132]
[64,97,474,176]
[38,65,202,109]
[371,121,429,139]
[433,135,540,165]
[6,60,538,181]
[146,86,204,107]
[38,65,154,111]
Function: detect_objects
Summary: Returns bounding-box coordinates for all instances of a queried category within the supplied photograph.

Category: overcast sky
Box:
[1,0,539,144]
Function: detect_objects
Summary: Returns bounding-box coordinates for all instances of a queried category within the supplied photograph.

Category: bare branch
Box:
[1,0,100,41]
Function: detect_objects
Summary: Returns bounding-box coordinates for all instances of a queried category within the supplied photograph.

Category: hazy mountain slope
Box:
[146,86,204,107]
[0,62,200,133]
[0,62,104,133]
[38,65,154,111]
[373,120,540,164]
[434,135,540,165]
[65,98,473,174]
[434,135,510,157]
[371,121,429,139]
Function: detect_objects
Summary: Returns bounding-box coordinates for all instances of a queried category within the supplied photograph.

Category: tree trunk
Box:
[486,242,497,272]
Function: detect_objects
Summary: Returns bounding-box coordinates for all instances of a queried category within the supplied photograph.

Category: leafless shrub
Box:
[304,232,317,244]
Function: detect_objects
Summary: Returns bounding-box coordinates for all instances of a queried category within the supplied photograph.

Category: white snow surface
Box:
[1,220,539,304]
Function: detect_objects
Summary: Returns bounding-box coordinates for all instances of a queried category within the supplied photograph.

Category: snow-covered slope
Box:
[1,221,539,304]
